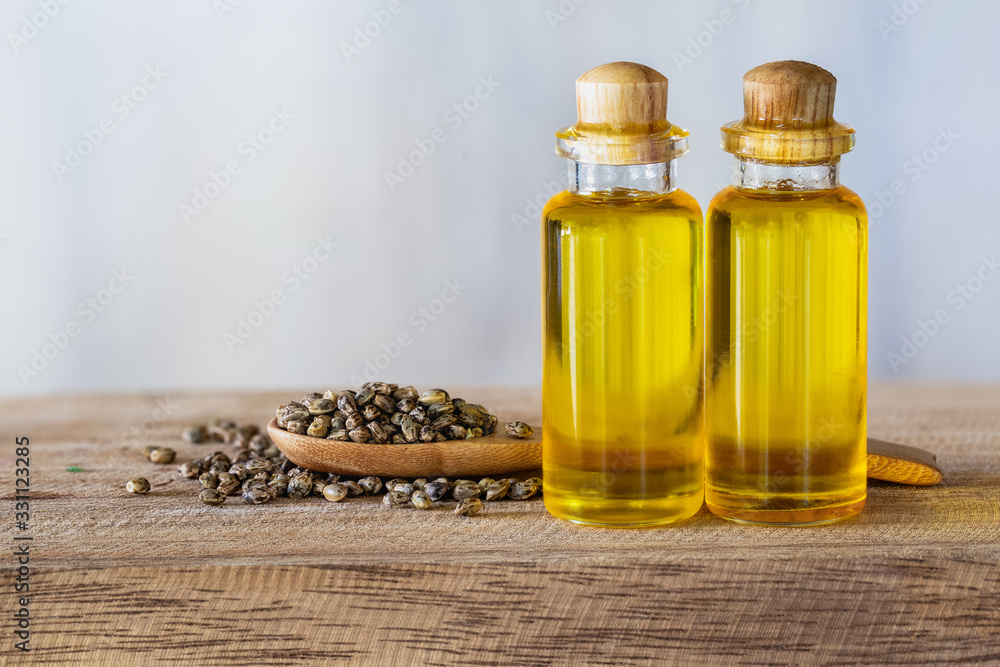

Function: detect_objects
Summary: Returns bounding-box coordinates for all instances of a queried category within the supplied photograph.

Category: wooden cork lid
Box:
[721,60,855,164]
[556,61,689,166]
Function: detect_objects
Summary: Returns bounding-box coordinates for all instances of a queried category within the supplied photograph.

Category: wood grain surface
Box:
[2,385,999,665]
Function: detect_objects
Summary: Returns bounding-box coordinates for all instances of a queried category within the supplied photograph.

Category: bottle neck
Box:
[568,160,677,197]
[732,157,840,192]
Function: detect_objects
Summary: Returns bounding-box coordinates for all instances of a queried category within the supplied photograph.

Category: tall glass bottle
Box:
[542,62,704,526]
[705,61,868,525]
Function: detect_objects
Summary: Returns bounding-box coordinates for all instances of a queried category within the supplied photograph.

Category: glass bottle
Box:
[705,61,868,525]
[542,62,704,526]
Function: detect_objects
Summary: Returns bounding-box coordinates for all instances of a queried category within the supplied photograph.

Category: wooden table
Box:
[3,386,998,665]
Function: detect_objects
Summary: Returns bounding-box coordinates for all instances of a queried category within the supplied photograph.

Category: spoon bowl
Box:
[268,418,542,478]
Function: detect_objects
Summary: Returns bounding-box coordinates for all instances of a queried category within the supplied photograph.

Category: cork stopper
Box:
[721,60,855,164]
[556,61,688,165]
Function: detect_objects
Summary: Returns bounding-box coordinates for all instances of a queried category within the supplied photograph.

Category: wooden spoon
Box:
[270,421,941,485]
[268,418,541,478]
[866,438,943,485]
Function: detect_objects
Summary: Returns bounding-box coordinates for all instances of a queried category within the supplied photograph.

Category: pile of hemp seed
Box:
[127,384,537,518]
[276,384,511,443]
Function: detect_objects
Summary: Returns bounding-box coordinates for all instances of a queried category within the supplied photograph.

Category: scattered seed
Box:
[323,483,348,502]
[505,421,533,439]
[393,482,415,495]
[245,459,273,475]
[268,473,290,497]
[341,480,364,497]
[200,489,225,506]
[411,489,432,509]
[383,490,410,508]
[149,448,176,464]
[455,498,482,516]
[483,415,498,434]
[509,480,539,500]
[486,479,510,501]
[452,481,482,500]
[423,480,449,501]
[182,425,208,443]
[243,486,272,505]
[287,473,313,499]
[217,472,240,496]
[358,476,383,495]
[126,477,150,494]
[178,461,204,478]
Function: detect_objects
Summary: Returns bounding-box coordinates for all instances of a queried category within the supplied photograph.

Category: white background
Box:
[3,0,998,396]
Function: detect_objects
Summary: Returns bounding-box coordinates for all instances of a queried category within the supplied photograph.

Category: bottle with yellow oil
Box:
[542,62,704,526]
[705,61,868,525]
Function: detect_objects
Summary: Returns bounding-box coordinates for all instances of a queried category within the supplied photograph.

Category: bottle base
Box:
[705,496,865,526]
[544,493,703,527]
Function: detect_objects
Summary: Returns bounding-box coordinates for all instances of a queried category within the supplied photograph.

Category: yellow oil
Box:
[542,188,704,526]
[705,185,868,525]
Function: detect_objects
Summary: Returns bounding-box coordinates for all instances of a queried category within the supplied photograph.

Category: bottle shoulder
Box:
[708,184,867,221]
[543,188,703,221]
